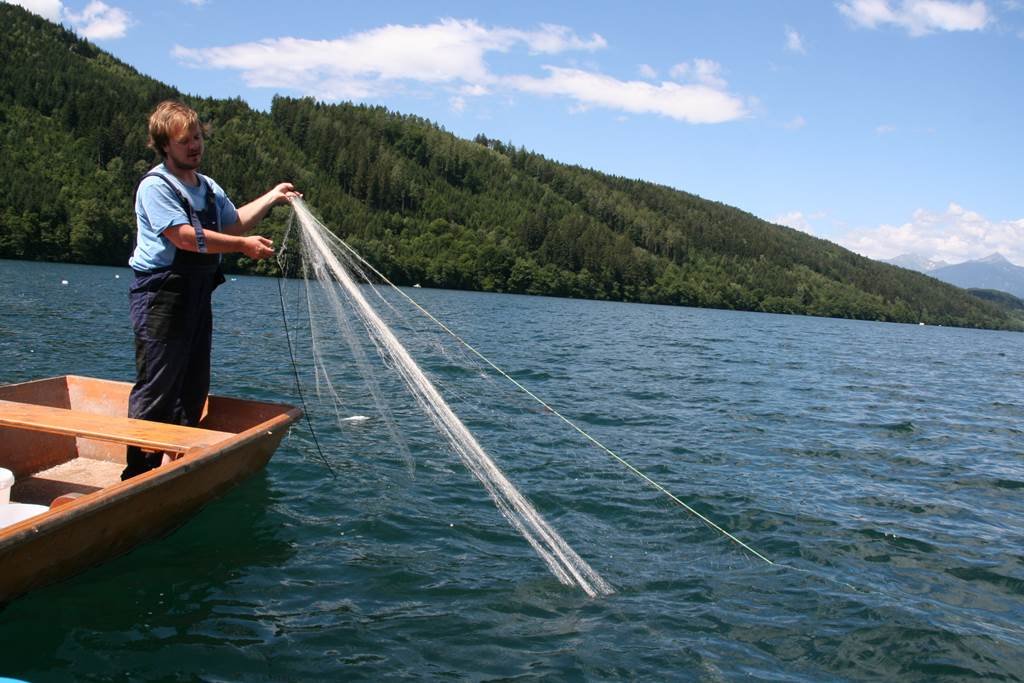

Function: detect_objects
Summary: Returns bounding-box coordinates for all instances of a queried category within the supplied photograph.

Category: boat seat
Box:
[0,399,233,452]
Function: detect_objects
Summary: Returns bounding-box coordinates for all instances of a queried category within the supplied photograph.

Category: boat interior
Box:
[0,375,281,513]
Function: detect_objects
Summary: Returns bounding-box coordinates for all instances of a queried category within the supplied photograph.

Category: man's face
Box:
[164,122,204,171]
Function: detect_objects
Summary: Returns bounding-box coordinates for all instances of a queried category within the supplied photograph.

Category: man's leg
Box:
[179,283,213,428]
[123,272,190,479]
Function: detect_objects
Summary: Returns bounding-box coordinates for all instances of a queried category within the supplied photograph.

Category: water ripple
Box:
[2,261,1023,681]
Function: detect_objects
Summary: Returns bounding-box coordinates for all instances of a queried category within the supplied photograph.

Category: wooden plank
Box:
[0,400,233,452]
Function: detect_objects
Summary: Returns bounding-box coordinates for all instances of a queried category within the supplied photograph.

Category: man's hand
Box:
[267,182,302,206]
[242,235,274,260]
[226,182,303,235]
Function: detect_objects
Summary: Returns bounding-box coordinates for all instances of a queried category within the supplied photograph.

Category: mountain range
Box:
[883,253,950,272]
[886,253,1024,300]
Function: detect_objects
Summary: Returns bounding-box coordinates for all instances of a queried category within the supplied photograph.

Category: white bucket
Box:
[0,503,48,528]
[0,467,14,505]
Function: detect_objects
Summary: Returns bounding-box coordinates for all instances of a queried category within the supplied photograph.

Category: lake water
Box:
[1,259,1022,681]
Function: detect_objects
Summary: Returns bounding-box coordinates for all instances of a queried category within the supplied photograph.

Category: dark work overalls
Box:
[123,173,225,479]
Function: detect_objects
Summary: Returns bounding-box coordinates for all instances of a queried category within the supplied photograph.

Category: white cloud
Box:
[774,210,818,234]
[64,1,131,40]
[669,58,728,89]
[839,0,901,27]
[838,203,1024,263]
[505,67,748,123]
[173,19,604,100]
[521,23,606,53]
[4,0,63,21]
[449,95,466,113]
[837,0,991,36]
[459,84,490,96]
[174,19,749,124]
[875,123,897,133]
[568,101,592,115]
[4,0,132,38]
[785,115,807,129]
[785,26,807,53]
[638,63,658,79]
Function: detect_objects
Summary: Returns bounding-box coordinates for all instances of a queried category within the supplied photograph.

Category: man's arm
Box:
[163,181,300,259]
[222,182,301,236]
[164,225,274,260]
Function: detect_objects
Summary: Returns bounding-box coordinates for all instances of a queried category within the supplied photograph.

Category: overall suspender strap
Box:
[139,171,212,253]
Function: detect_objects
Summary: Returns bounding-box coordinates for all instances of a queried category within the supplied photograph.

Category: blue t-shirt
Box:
[128,164,240,272]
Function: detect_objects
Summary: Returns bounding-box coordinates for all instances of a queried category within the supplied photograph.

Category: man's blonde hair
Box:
[147,100,208,158]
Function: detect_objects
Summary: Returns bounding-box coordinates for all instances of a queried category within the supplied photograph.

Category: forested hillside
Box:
[1,4,1019,330]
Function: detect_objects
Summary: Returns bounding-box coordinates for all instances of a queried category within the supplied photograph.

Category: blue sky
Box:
[9,0,1024,265]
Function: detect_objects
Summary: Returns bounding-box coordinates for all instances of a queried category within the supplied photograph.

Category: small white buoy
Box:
[61,279,69,285]
[230,277,237,282]
[413,283,422,288]
[115,274,120,279]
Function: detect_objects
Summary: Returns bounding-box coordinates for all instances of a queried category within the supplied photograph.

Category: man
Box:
[124,99,299,479]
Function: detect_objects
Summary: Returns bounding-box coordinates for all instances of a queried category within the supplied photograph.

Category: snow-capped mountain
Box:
[884,253,950,272]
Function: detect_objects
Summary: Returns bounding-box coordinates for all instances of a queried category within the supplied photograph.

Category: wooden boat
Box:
[0,375,301,604]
